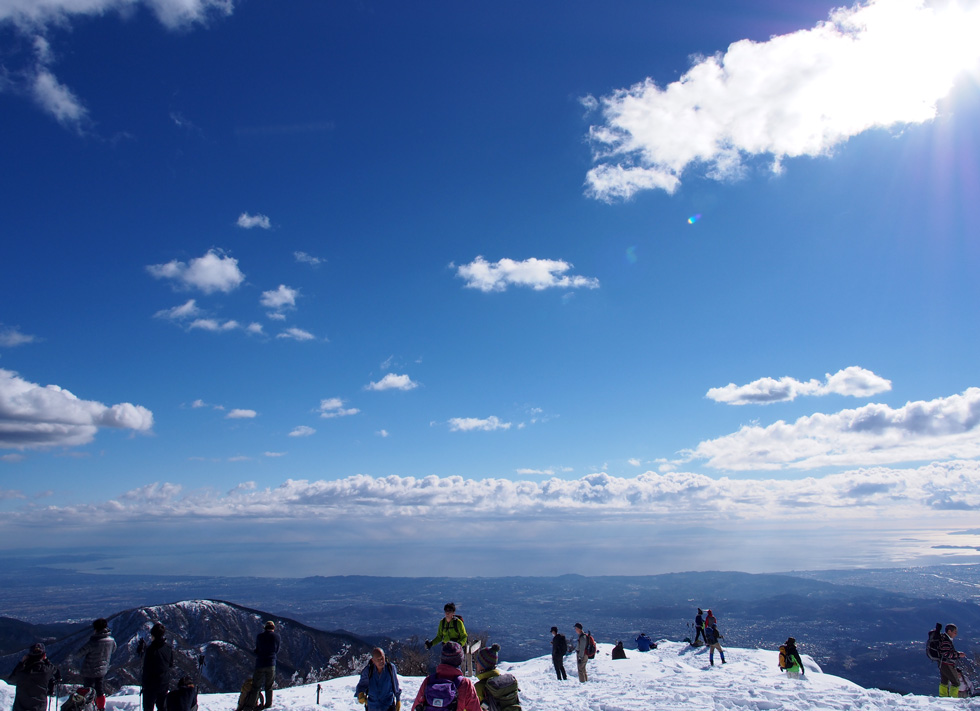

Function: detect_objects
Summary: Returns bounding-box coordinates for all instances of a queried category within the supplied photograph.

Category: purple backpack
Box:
[423,674,462,711]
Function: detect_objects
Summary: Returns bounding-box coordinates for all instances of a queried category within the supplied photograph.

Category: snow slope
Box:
[3,642,977,711]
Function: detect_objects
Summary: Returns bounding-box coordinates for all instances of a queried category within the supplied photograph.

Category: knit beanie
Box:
[477,643,500,670]
[441,642,464,667]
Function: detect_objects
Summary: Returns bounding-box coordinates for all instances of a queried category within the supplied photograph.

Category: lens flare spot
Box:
[688,214,702,224]
[626,246,638,264]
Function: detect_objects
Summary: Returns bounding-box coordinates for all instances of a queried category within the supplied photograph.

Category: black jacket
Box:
[8,655,61,711]
[142,639,175,692]
[254,630,281,669]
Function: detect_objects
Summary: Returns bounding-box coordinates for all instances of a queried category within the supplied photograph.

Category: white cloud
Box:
[376,429,389,438]
[0,368,153,450]
[707,366,892,405]
[288,425,315,437]
[260,285,299,313]
[188,318,239,332]
[147,249,245,294]
[236,212,271,229]
[246,323,264,335]
[0,0,235,31]
[455,256,600,292]
[628,458,642,467]
[191,399,207,408]
[586,0,980,200]
[317,398,359,419]
[264,451,285,457]
[276,327,315,342]
[687,387,980,471]
[449,416,512,432]
[226,409,257,419]
[366,373,418,391]
[228,455,250,462]
[294,251,324,266]
[153,299,202,321]
[516,468,555,476]
[0,325,37,347]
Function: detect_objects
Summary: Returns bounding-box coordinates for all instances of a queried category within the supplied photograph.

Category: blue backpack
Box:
[422,674,463,711]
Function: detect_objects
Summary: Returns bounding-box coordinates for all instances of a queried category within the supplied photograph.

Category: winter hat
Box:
[93,618,108,631]
[29,643,45,657]
[697,608,703,615]
[265,621,276,630]
[150,623,166,639]
[476,644,500,670]
[440,642,464,667]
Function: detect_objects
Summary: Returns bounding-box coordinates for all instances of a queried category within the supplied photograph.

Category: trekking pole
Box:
[315,684,321,705]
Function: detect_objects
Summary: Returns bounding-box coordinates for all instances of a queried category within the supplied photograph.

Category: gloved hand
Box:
[424,640,433,650]
[395,702,401,711]
[357,693,366,705]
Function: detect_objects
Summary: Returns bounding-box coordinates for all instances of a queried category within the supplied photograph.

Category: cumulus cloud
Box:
[294,251,324,266]
[236,212,271,229]
[376,429,389,438]
[586,0,980,200]
[154,299,202,322]
[226,409,257,419]
[0,368,153,450]
[260,285,299,314]
[707,366,892,405]
[687,387,980,471]
[366,374,418,391]
[449,416,512,432]
[189,318,239,332]
[276,327,315,342]
[147,249,245,294]
[288,425,315,437]
[30,45,89,133]
[455,256,600,292]
[0,325,37,347]
[317,398,359,419]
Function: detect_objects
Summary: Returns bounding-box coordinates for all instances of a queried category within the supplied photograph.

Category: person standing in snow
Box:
[77,618,117,711]
[141,623,174,711]
[573,623,589,683]
[473,644,500,702]
[693,609,705,646]
[355,648,401,711]
[704,609,716,629]
[704,623,725,666]
[8,643,61,711]
[249,621,281,709]
[938,623,967,697]
[550,627,568,681]
[410,643,479,711]
[780,638,805,679]
[425,603,468,650]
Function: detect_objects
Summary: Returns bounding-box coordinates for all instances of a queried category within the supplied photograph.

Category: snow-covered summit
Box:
[6,641,968,711]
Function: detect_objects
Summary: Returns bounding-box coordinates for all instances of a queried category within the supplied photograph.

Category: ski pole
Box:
[316,684,321,705]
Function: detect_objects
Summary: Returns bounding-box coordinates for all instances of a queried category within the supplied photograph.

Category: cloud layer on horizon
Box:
[707,366,892,405]
[586,0,980,200]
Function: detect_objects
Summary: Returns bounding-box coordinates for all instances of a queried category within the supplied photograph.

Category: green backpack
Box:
[483,673,521,711]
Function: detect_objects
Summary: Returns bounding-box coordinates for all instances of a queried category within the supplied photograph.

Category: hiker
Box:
[141,623,175,711]
[355,647,401,711]
[611,641,627,660]
[550,627,568,681]
[166,676,198,711]
[693,609,705,645]
[573,623,590,683]
[938,623,967,697]
[250,621,281,709]
[704,609,716,629]
[425,603,468,650]
[780,637,805,678]
[77,618,117,711]
[704,623,725,666]
[635,633,653,652]
[8,643,61,711]
[410,642,479,711]
[473,644,500,701]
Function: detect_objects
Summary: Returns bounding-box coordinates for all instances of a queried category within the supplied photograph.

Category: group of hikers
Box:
[6,603,974,711]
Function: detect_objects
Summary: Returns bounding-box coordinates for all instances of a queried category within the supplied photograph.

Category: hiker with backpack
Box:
[141,623,174,711]
[165,676,198,711]
[76,618,116,711]
[8,643,61,711]
[704,623,725,666]
[410,642,480,711]
[572,624,595,683]
[704,610,716,629]
[938,623,967,697]
[549,627,568,681]
[473,645,521,711]
[425,603,468,650]
[248,621,280,710]
[778,637,804,678]
[355,648,401,711]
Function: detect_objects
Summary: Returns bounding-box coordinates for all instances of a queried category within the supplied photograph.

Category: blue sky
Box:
[2,0,980,577]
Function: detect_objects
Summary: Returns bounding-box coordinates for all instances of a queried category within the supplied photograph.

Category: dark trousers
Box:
[250,667,275,707]
[143,688,168,711]
[552,654,567,680]
[694,626,705,644]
